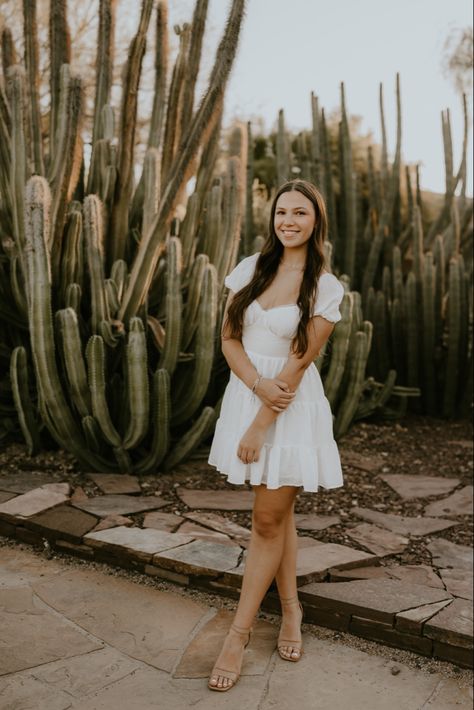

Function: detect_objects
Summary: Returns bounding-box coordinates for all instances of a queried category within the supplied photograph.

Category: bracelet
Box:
[251,374,262,394]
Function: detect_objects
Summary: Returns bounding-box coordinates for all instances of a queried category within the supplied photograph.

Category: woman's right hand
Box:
[255,377,296,411]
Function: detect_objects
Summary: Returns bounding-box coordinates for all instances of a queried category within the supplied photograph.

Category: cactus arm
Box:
[171,264,217,425]
[334,328,371,439]
[109,0,154,265]
[158,237,182,374]
[118,0,246,323]
[123,317,149,449]
[84,194,109,333]
[135,368,170,474]
[162,405,216,472]
[56,307,92,418]
[324,291,352,407]
[86,334,122,447]
[10,345,41,454]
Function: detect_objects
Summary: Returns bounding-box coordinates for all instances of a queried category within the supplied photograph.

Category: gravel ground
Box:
[1,534,472,687]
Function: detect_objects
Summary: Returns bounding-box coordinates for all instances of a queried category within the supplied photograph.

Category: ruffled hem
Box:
[208,424,344,493]
[207,347,345,493]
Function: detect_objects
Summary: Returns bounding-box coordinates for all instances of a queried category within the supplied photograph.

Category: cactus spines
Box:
[84,194,109,333]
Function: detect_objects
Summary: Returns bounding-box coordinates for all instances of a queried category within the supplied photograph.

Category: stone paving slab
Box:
[173,608,277,678]
[427,538,473,571]
[0,472,60,494]
[439,568,473,600]
[71,493,169,517]
[182,511,251,542]
[91,514,134,532]
[295,542,377,583]
[31,647,141,699]
[340,449,386,472]
[424,598,473,648]
[377,474,460,499]
[424,486,473,518]
[297,578,453,625]
[71,666,267,709]
[220,542,377,589]
[352,506,458,536]
[143,511,184,532]
[294,513,341,531]
[32,567,208,674]
[83,525,195,563]
[346,522,409,556]
[24,504,98,543]
[395,599,453,635]
[0,491,16,503]
[0,586,103,675]
[85,473,142,495]
[178,521,240,546]
[0,484,70,520]
[176,487,255,510]
[349,614,434,655]
[152,539,242,577]
[330,563,445,589]
[0,673,73,710]
[259,632,471,710]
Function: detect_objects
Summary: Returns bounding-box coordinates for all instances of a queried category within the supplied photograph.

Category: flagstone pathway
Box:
[0,466,472,670]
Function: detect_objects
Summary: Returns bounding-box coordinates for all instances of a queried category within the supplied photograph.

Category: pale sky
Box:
[166,0,473,196]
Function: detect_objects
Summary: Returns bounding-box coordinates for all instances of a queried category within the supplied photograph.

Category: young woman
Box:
[207,179,345,692]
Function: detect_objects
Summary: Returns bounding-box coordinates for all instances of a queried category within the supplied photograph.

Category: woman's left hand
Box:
[237,422,266,464]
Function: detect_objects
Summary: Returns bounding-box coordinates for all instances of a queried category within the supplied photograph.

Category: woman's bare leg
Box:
[209,484,298,689]
[274,499,303,659]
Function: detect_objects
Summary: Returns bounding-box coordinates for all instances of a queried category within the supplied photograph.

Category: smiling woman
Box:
[206,179,345,692]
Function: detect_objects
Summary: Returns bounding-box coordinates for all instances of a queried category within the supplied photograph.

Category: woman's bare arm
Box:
[221,291,295,409]
[252,315,335,429]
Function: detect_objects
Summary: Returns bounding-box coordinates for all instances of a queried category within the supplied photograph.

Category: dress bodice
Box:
[242,301,300,357]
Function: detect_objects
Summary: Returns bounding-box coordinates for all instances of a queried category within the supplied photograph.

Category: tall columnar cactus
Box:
[1,0,247,467]
[247,72,472,420]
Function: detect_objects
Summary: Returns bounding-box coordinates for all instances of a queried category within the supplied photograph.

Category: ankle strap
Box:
[280,595,300,605]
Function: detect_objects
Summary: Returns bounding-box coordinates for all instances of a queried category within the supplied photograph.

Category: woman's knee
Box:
[252,508,288,539]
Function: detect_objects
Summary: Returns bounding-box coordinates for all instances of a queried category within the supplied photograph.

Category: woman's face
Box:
[273,190,316,251]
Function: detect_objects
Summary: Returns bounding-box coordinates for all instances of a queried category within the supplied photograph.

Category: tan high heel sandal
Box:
[208,622,253,692]
[277,595,304,662]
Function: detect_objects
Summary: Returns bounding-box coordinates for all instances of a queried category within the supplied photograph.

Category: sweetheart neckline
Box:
[252,272,333,312]
[254,300,299,313]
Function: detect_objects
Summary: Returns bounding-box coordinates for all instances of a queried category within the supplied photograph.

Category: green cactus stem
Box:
[10,345,41,454]
[162,405,216,471]
[123,317,149,449]
[135,367,170,473]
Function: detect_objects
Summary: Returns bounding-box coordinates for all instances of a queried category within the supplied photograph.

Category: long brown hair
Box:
[224,179,329,356]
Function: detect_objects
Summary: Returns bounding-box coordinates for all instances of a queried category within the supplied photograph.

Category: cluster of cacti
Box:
[1,0,247,468]
[246,75,473,422]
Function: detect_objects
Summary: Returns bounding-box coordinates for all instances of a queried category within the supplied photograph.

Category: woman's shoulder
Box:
[319,270,344,289]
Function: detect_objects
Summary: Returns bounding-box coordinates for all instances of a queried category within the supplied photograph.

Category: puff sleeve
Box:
[224,252,259,292]
[313,273,345,323]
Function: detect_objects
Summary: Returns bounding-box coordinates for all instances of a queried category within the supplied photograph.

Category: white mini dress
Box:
[208,252,346,492]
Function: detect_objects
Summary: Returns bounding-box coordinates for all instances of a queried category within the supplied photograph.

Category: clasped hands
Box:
[237,377,295,465]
